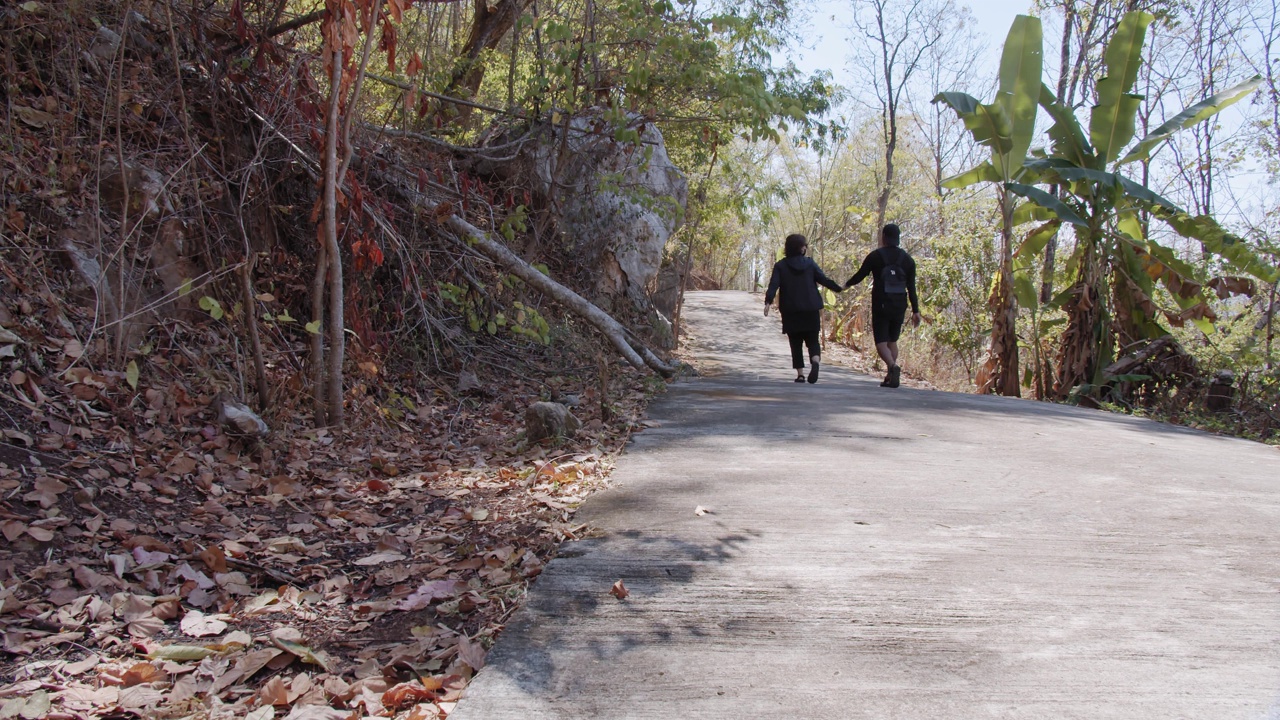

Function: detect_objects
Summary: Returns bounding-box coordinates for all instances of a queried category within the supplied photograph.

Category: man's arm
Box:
[906,254,916,313]
[906,255,921,323]
[845,253,874,288]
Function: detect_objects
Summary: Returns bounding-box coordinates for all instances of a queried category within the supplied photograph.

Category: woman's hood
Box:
[784,256,810,273]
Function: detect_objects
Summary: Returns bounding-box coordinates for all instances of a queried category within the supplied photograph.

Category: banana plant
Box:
[933,14,1043,397]
[1003,11,1269,400]
[939,10,1270,402]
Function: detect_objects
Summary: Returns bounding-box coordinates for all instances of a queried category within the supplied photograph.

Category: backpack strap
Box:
[877,245,902,266]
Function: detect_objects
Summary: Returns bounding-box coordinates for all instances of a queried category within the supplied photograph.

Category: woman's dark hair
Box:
[784,234,808,257]
[882,223,901,247]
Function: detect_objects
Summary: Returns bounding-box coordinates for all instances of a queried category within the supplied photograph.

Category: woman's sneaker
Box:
[887,365,901,388]
[807,361,820,384]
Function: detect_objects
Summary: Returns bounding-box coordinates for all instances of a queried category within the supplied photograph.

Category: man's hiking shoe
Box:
[887,365,901,388]
[807,362,820,384]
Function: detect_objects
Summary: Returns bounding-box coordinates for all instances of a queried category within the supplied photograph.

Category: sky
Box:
[782,0,1034,92]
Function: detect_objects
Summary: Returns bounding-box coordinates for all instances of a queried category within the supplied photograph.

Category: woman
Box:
[764,234,845,383]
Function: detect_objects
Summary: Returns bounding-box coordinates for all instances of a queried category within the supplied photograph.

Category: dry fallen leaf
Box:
[694,505,709,516]
[146,644,216,662]
[13,105,57,128]
[244,707,276,720]
[456,636,487,671]
[2,521,26,542]
[152,599,182,620]
[25,526,54,542]
[397,579,466,611]
[271,634,332,672]
[179,610,228,638]
[120,662,166,687]
[63,654,101,676]
[609,579,629,600]
[353,551,405,566]
[128,615,165,638]
[381,682,437,711]
[199,545,229,573]
[403,703,441,720]
[9,690,50,720]
[258,675,290,706]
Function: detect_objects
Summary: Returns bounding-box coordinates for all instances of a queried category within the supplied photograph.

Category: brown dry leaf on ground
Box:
[609,580,630,600]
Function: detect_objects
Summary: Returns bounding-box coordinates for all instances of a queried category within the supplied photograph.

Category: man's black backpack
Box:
[878,246,908,296]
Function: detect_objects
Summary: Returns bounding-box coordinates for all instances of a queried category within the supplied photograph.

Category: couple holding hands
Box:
[764,224,920,388]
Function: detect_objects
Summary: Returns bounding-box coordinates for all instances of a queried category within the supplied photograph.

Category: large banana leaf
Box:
[1024,158,1116,188]
[1114,242,1169,338]
[934,93,1014,160]
[1012,199,1056,226]
[1115,209,1145,243]
[941,161,1000,190]
[1117,178,1182,213]
[1153,208,1280,282]
[1015,219,1061,260]
[997,15,1044,176]
[1013,269,1040,310]
[1023,159,1184,213]
[1007,183,1088,227]
[1118,75,1264,165]
[1039,85,1093,168]
[1089,11,1153,163]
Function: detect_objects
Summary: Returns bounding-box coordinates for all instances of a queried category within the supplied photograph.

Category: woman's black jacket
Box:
[765,256,844,313]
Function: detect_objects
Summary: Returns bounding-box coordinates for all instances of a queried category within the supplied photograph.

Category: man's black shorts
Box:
[872,298,909,343]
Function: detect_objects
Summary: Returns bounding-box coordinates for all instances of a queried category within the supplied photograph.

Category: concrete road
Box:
[453,290,1280,719]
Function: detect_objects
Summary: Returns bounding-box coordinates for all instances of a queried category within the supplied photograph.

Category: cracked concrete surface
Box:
[452,290,1280,719]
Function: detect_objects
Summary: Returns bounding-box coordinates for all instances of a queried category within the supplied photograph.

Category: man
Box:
[845,223,921,388]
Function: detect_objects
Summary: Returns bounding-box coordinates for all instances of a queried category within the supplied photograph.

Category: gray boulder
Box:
[524,113,688,308]
[525,402,581,443]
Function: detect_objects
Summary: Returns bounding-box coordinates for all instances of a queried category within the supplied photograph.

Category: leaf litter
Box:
[0,355,660,719]
[0,2,678,715]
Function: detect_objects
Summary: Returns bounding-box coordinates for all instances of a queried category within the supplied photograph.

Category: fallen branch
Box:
[240,89,674,377]
[397,186,676,377]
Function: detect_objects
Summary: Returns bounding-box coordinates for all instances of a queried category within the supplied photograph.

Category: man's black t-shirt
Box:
[846,246,919,313]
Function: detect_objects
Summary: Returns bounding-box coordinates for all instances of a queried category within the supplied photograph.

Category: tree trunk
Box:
[309,243,327,424]
[240,257,270,410]
[440,0,535,122]
[1266,282,1276,370]
[1041,0,1074,306]
[322,41,345,427]
[1054,230,1105,399]
[976,187,1021,396]
[875,129,895,233]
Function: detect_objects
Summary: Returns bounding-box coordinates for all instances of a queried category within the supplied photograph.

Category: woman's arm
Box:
[764,263,781,306]
[814,264,844,293]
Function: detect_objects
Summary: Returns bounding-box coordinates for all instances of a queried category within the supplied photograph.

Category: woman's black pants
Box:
[786,330,821,369]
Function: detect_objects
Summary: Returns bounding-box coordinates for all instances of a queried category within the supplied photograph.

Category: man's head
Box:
[881,223,901,248]
[784,233,808,257]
